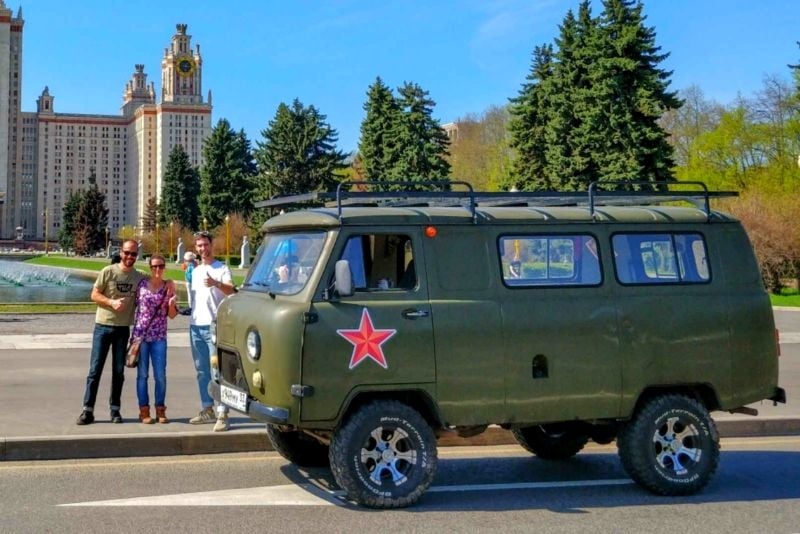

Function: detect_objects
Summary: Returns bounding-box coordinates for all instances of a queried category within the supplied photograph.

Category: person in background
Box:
[110,252,122,265]
[182,251,197,310]
[188,231,235,432]
[132,254,178,424]
[77,240,146,425]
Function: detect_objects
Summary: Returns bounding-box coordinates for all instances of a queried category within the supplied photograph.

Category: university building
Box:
[0,2,212,240]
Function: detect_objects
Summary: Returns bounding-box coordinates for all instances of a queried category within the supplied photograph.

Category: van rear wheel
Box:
[329,400,438,508]
[512,422,589,460]
[266,424,330,467]
[618,394,719,496]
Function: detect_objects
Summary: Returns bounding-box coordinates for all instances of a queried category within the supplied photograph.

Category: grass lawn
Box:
[25,255,246,285]
[770,290,800,308]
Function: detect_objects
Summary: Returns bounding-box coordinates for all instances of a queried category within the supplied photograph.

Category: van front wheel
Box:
[512,422,589,460]
[618,394,719,496]
[330,400,438,508]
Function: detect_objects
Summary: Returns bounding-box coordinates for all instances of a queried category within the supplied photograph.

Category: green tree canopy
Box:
[199,119,257,228]
[359,77,401,181]
[385,82,451,188]
[254,99,347,197]
[510,0,680,191]
[160,144,200,230]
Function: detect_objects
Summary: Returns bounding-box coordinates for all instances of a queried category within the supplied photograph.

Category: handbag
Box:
[125,284,168,368]
[125,336,142,368]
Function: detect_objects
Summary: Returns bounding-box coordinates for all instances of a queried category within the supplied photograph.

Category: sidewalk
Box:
[0,313,798,461]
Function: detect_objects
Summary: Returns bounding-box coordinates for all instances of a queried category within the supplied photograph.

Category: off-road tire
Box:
[329,400,437,508]
[512,422,590,460]
[618,394,720,496]
[266,424,330,467]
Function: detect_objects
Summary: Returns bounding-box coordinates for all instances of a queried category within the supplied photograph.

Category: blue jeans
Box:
[189,325,227,414]
[82,323,129,411]
[136,338,167,407]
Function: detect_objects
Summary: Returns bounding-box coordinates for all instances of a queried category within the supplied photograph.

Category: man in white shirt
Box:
[188,231,235,431]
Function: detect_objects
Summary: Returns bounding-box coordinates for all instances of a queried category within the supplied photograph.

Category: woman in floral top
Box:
[132,254,178,424]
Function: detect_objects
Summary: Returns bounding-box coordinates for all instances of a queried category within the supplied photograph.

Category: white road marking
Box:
[61,484,345,507]
[0,332,190,350]
[60,479,633,507]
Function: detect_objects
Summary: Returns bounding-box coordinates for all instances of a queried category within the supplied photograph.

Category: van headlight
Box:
[246,329,261,361]
[210,321,217,345]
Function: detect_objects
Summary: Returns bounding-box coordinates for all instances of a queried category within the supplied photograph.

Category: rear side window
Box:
[498,235,601,287]
[612,233,710,284]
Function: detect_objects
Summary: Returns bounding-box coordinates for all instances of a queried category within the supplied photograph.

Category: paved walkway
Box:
[0,312,798,461]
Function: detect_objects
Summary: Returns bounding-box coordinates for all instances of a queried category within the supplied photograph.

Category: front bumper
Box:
[209,380,290,425]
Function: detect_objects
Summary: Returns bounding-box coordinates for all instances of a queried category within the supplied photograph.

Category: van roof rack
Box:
[254,180,738,221]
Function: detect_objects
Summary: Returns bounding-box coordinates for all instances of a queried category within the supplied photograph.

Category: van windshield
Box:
[242,232,326,295]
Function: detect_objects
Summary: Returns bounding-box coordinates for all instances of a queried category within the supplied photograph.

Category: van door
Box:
[422,225,506,425]
[300,230,435,422]
[500,232,622,423]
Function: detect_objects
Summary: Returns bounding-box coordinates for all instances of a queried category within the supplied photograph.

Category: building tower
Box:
[0,2,24,237]
[148,23,211,226]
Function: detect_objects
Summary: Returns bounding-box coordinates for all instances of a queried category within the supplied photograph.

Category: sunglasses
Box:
[122,250,138,257]
[194,231,211,238]
[150,264,166,269]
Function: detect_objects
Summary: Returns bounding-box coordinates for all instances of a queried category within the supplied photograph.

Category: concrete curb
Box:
[2,418,799,462]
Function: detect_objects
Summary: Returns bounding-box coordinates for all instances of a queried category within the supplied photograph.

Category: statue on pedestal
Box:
[240,236,251,268]
[176,237,185,264]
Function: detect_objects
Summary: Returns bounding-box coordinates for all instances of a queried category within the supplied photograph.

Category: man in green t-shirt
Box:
[77,240,147,425]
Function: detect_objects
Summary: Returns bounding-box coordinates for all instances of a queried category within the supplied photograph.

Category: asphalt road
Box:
[1,438,799,533]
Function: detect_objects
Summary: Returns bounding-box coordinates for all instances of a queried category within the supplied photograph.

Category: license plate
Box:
[220,384,248,412]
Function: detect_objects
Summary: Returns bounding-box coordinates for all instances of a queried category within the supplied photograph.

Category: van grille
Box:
[219,349,248,391]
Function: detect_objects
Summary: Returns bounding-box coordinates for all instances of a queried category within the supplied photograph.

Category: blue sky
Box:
[13,0,800,153]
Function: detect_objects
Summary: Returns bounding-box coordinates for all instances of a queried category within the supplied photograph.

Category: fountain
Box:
[0,259,93,303]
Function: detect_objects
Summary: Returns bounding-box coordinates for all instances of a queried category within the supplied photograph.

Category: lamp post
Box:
[169,221,174,262]
[43,209,48,255]
[155,222,160,254]
[225,215,230,265]
[203,217,207,232]
[105,226,110,257]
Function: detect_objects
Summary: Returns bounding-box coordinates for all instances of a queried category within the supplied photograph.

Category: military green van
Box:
[211,182,784,508]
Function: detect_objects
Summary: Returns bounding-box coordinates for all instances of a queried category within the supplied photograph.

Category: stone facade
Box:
[0,11,212,240]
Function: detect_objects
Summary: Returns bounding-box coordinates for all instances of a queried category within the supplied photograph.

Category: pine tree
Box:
[142,195,158,232]
[254,99,347,197]
[73,177,109,255]
[358,77,401,181]
[57,190,82,254]
[545,2,602,190]
[160,144,200,230]
[386,82,451,189]
[199,119,257,228]
[508,44,555,190]
[591,0,681,186]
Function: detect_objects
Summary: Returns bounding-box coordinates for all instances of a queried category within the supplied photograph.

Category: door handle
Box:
[402,308,429,319]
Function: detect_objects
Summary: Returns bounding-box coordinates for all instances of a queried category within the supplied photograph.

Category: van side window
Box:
[612,233,710,284]
[499,235,601,287]
[341,234,416,290]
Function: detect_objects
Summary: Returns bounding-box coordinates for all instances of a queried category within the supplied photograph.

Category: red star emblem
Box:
[337,308,397,369]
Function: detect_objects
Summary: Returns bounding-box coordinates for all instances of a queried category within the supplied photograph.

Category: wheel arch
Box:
[629,384,721,418]
[340,388,445,431]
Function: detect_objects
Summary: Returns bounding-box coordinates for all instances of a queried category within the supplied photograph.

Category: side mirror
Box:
[334,260,353,297]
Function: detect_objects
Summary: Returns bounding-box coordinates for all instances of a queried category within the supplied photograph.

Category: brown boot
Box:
[139,406,154,424]
[155,405,169,424]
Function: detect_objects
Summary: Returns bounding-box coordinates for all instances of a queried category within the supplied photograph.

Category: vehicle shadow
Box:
[278,449,800,512]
